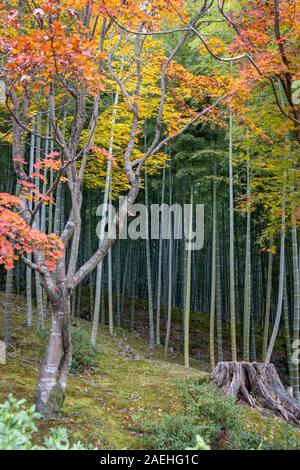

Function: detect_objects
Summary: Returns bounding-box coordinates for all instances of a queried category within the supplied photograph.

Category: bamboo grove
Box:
[0,0,300,417]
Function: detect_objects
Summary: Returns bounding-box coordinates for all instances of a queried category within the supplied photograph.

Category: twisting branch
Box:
[107,60,134,112]
[109,17,190,36]
[20,254,45,274]
[215,0,300,127]
[144,5,209,159]
[123,31,145,183]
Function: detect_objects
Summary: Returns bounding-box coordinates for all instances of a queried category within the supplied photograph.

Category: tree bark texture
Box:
[212,361,300,423]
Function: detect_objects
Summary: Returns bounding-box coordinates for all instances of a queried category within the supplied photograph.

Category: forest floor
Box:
[1,292,300,449]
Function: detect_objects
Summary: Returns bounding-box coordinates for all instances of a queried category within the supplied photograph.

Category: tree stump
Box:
[212,361,300,424]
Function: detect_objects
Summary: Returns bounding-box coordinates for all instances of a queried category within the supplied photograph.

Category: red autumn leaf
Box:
[20,180,35,189]
[0,192,63,271]
[34,161,43,170]
[14,157,27,164]
[31,172,48,182]
[47,151,61,158]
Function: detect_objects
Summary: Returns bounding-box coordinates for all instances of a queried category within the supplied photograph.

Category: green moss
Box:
[1,292,300,450]
[0,293,203,449]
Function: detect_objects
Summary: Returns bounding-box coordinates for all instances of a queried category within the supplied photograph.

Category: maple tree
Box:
[0,0,299,419]
[0,192,63,270]
[0,0,230,416]
[194,0,300,143]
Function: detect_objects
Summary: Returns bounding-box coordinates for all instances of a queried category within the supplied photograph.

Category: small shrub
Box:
[37,328,50,341]
[0,395,90,450]
[145,415,206,450]
[38,327,99,374]
[178,379,243,448]
[181,380,239,435]
[70,328,98,374]
[145,379,300,450]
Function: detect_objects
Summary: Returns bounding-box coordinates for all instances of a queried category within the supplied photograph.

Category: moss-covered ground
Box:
[1,292,300,449]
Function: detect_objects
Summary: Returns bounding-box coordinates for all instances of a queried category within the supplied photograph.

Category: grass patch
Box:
[1,292,300,450]
[145,377,300,450]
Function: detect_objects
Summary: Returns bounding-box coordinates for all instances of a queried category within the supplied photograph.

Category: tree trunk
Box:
[156,166,166,345]
[130,241,137,331]
[35,272,44,331]
[216,216,223,362]
[116,239,121,327]
[291,180,300,401]
[209,158,217,369]
[212,361,300,423]
[120,247,130,320]
[4,269,13,346]
[164,167,173,358]
[145,171,155,351]
[283,272,293,386]
[26,123,35,328]
[228,113,237,361]
[243,157,251,361]
[47,135,54,234]
[26,256,32,328]
[265,184,286,363]
[36,291,72,417]
[107,192,114,336]
[262,244,273,361]
[184,189,193,368]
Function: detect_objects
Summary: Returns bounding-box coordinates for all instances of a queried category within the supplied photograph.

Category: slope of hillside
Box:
[1,292,300,450]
